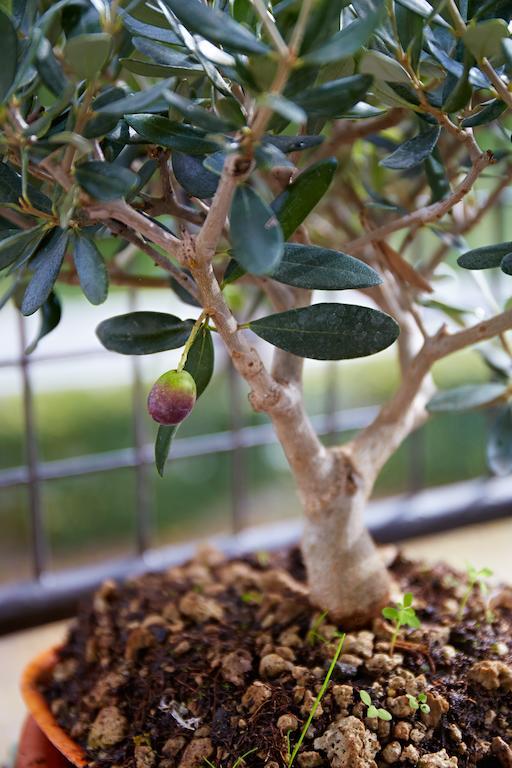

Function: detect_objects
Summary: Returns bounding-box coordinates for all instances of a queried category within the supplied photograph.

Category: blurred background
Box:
[2,177,512,766]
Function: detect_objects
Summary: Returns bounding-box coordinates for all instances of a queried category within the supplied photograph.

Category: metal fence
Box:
[1,287,512,634]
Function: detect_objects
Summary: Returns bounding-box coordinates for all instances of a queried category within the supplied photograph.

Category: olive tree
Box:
[2,0,512,625]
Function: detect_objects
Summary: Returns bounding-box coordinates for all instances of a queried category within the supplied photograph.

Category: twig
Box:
[344,151,493,254]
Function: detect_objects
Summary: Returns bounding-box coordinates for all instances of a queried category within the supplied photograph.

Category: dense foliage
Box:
[1,0,512,475]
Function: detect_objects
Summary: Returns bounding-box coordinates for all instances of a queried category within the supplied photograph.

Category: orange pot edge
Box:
[20,646,87,767]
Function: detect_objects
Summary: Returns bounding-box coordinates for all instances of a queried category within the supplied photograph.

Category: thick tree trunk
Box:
[301,486,391,626]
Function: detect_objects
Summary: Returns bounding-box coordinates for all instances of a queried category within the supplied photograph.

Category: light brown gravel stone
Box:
[87,705,127,749]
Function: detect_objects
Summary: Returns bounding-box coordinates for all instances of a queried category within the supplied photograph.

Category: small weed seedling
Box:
[406,693,431,715]
[382,593,421,653]
[359,690,392,721]
[307,611,329,645]
[204,748,257,768]
[287,633,346,768]
[458,564,493,621]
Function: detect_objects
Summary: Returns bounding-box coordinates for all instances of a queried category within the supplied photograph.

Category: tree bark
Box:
[302,485,391,626]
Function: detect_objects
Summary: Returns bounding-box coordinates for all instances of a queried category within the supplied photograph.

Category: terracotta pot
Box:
[16,716,72,768]
[20,646,86,767]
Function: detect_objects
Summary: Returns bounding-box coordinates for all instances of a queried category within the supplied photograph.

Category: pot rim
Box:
[21,645,87,767]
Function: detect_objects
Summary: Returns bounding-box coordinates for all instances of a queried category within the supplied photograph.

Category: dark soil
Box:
[41,549,512,768]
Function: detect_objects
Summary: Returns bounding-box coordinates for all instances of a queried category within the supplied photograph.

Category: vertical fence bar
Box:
[18,314,47,579]
[323,362,339,441]
[228,360,248,533]
[129,291,152,555]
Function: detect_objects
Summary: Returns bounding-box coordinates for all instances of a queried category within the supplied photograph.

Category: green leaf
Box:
[461,99,507,127]
[172,153,219,198]
[75,161,140,201]
[263,135,324,154]
[95,79,173,116]
[463,19,509,62]
[294,74,373,118]
[457,242,512,270]
[125,114,221,155]
[160,0,269,55]
[427,383,508,412]
[501,253,512,275]
[131,38,203,75]
[0,9,17,103]
[0,227,46,271]
[259,93,306,124]
[64,33,112,80]
[21,229,68,316]
[487,405,512,476]
[155,424,179,477]
[403,592,413,607]
[96,312,194,354]
[270,243,382,290]
[367,705,379,718]
[120,10,182,45]
[303,7,383,66]
[36,37,70,96]
[25,291,61,354]
[377,709,392,721]
[381,125,440,170]
[360,51,411,84]
[359,690,372,706]
[165,91,232,132]
[249,303,400,360]
[230,186,284,276]
[72,234,108,305]
[382,606,398,620]
[272,158,337,240]
[424,147,450,202]
[184,325,214,397]
[394,0,450,28]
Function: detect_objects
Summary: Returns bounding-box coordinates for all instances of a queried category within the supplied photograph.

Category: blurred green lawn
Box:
[0,347,491,582]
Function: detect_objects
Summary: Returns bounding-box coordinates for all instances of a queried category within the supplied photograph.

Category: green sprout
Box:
[288,633,346,768]
[382,592,421,653]
[204,748,257,768]
[307,611,329,645]
[457,564,493,621]
[406,693,431,715]
[359,690,392,721]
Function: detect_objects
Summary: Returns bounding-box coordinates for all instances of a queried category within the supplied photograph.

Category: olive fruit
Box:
[147,369,196,425]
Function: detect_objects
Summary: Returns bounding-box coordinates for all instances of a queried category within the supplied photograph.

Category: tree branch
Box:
[350,307,512,488]
[344,150,493,254]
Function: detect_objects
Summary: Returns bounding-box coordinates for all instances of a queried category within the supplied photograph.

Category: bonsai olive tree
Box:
[2,0,512,625]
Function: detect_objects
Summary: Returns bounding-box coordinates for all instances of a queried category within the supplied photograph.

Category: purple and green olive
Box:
[147,369,196,425]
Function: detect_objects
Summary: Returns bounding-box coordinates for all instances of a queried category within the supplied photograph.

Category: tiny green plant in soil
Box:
[458,564,494,621]
[406,693,431,715]
[382,593,421,653]
[359,690,392,721]
[204,747,257,768]
[287,632,346,768]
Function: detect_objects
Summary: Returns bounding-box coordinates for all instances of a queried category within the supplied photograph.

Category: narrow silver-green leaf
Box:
[249,303,400,360]
[427,383,508,413]
[96,312,194,354]
[161,0,269,55]
[270,244,382,290]
[457,242,512,270]
[21,229,68,316]
[303,7,383,66]
[155,424,179,477]
[487,405,512,476]
[0,9,18,103]
[294,74,373,118]
[230,186,284,276]
[75,161,140,201]
[125,114,221,155]
[73,235,108,305]
[25,291,61,354]
[381,125,440,170]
